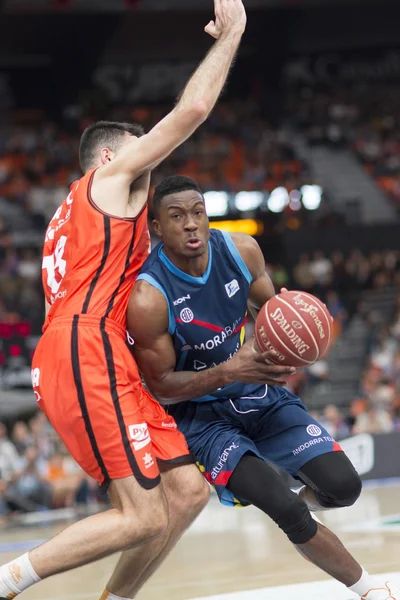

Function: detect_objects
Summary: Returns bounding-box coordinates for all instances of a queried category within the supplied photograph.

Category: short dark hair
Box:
[79,120,145,173]
[152,175,203,217]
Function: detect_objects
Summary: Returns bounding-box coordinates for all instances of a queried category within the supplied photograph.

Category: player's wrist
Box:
[218,27,244,43]
[218,361,236,386]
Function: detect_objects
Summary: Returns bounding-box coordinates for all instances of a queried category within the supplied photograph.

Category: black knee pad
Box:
[315,465,362,509]
[299,452,363,509]
[274,495,318,545]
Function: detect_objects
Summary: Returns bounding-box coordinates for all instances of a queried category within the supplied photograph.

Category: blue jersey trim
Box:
[136,274,176,335]
[158,242,213,286]
[220,231,252,285]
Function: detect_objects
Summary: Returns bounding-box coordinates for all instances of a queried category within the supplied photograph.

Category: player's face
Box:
[154,190,210,258]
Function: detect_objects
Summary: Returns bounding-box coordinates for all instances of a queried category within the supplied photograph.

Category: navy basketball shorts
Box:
[168,386,343,507]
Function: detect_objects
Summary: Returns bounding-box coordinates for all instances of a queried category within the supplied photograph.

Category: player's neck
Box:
[163,246,209,278]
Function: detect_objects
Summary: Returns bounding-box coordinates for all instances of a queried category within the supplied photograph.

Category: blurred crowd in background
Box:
[292,84,400,209]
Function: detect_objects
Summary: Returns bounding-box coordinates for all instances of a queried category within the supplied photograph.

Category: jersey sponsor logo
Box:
[292,293,326,339]
[193,360,207,371]
[180,308,194,323]
[210,442,240,481]
[225,279,240,298]
[31,368,40,388]
[128,423,151,451]
[45,190,74,242]
[193,319,242,351]
[173,294,191,306]
[269,307,311,356]
[307,424,322,437]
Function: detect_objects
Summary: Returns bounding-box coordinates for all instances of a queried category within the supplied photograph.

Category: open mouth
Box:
[186,238,202,249]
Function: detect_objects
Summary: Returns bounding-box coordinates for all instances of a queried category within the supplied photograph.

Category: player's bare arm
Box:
[230,233,276,319]
[128,279,295,405]
[91,0,247,219]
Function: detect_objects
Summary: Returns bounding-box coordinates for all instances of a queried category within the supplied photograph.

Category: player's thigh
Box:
[169,400,261,507]
[108,473,168,532]
[253,389,342,476]
[160,463,210,521]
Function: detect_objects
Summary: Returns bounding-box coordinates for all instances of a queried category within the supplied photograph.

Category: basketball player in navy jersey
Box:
[127,175,399,600]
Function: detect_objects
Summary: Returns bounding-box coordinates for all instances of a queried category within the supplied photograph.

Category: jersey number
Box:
[42,235,67,297]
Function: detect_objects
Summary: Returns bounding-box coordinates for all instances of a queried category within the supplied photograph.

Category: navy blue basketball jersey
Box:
[138,229,260,402]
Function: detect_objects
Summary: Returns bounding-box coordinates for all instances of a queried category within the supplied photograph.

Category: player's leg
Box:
[295,451,362,512]
[227,453,366,585]
[248,390,398,598]
[101,463,209,599]
[0,473,169,598]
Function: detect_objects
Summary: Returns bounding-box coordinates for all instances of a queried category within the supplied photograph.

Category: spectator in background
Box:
[320,405,350,440]
[309,250,332,292]
[11,421,33,456]
[293,253,315,291]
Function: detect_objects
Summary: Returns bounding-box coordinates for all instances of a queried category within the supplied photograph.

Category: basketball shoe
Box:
[360,581,399,599]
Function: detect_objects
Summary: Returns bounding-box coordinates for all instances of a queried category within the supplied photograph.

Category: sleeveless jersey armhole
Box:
[220,231,252,284]
[136,274,176,335]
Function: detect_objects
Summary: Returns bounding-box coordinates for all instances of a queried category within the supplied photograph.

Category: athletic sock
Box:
[0,553,41,597]
[99,590,131,600]
[349,569,377,597]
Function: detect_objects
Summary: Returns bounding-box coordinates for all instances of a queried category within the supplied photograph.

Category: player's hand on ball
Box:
[205,0,247,40]
[226,339,296,387]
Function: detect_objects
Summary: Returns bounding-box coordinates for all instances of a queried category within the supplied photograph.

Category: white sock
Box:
[100,591,131,600]
[0,553,41,597]
[349,569,376,597]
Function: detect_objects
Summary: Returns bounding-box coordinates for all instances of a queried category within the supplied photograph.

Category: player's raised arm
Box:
[128,280,296,405]
[100,0,247,181]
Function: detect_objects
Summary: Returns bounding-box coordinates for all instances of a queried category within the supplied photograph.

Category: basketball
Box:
[255,290,334,367]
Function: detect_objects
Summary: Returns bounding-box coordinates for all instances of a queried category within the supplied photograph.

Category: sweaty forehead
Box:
[162,190,204,209]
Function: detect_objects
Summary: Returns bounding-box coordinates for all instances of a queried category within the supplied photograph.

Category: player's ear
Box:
[152,219,162,238]
[100,147,112,165]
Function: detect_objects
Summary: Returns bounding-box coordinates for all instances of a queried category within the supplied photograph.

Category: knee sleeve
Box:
[297,452,362,509]
[227,453,318,545]
[275,495,318,545]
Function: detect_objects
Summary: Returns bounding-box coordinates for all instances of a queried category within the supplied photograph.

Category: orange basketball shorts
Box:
[31,315,193,491]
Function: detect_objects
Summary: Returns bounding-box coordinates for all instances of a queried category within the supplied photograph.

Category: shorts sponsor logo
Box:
[211,442,239,481]
[225,279,240,298]
[174,294,191,306]
[162,421,177,429]
[270,307,311,356]
[180,308,194,323]
[292,435,334,456]
[128,423,151,452]
[307,424,322,437]
[143,452,155,469]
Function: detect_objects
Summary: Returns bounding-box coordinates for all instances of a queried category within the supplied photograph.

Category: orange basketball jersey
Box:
[42,168,150,331]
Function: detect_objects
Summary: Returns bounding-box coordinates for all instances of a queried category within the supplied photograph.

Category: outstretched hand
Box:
[205,0,247,40]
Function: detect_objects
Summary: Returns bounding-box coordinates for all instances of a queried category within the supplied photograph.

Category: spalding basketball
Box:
[255,290,333,367]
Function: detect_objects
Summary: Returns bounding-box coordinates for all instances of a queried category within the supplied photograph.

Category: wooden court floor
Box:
[1,482,399,600]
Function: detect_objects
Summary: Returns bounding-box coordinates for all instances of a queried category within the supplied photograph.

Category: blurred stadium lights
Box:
[204,186,323,217]
[267,186,290,213]
[211,219,264,236]
[235,191,264,212]
[204,191,229,217]
[301,185,323,210]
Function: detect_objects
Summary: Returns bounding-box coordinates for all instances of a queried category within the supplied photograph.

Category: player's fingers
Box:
[204,21,218,37]
[280,287,288,293]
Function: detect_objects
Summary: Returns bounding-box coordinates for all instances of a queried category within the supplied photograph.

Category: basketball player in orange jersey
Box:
[127,175,399,600]
[0,3,287,600]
